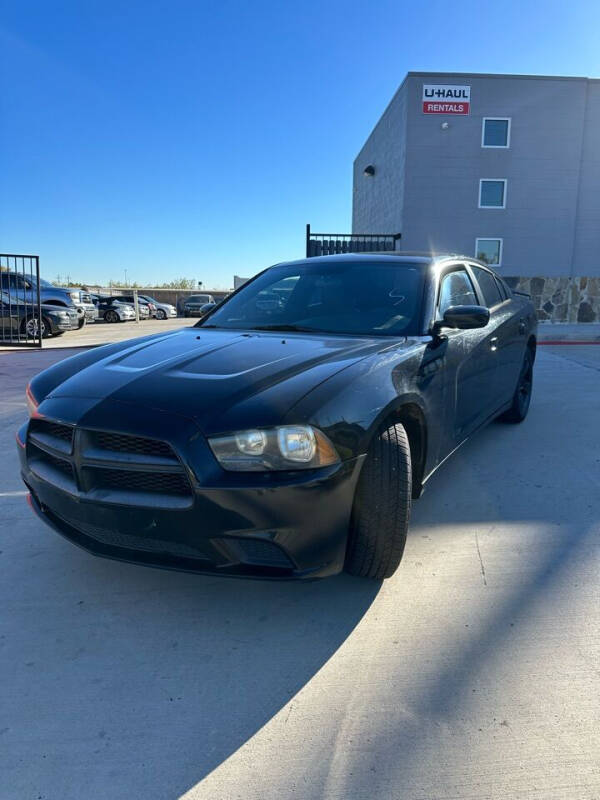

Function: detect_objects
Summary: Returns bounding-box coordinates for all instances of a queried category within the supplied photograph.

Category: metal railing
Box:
[0,254,43,347]
[306,224,401,258]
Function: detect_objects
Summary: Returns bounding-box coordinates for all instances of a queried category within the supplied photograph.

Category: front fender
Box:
[285,339,443,471]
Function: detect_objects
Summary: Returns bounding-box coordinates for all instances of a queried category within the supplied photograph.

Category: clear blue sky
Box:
[1,0,598,289]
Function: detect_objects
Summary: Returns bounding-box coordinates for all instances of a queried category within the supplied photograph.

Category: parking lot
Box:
[0,316,195,351]
[1,344,599,800]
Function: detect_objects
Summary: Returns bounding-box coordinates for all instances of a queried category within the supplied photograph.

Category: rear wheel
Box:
[77,316,86,329]
[500,348,534,423]
[345,423,412,579]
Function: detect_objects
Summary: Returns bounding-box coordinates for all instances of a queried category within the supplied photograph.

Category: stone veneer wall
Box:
[504,277,600,323]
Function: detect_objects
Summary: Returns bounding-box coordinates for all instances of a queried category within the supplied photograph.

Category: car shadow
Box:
[4,533,380,799]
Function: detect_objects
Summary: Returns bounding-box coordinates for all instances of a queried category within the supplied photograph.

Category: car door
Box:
[467,264,522,407]
[435,264,502,444]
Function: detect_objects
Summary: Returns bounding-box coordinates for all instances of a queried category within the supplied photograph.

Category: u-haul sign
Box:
[422,84,470,115]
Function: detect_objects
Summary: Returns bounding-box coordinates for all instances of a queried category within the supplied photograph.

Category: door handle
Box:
[489,336,499,351]
[518,319,527,335]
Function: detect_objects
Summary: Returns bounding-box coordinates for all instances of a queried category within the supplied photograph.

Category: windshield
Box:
[37,278,57,288]
[197,260,425,336]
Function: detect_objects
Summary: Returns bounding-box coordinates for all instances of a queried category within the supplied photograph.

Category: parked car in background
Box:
[183,294,216,317]
[138,294,177,320]
[97,297,136,323]
[112,294,157,318]
[198,302,216,317]
[110,298,150,320]
[0,272,78,314]
[18,254,536,582]
[0,291,79,338]
[68,288,97,327]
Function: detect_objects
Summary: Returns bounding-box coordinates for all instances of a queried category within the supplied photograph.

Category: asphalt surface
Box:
[0,345,598,800]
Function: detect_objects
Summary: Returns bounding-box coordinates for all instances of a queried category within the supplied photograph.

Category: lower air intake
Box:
[225,537,295,569]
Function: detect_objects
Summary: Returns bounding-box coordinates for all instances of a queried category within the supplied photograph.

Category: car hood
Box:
[46,327,405,434]
[42,304,77,314]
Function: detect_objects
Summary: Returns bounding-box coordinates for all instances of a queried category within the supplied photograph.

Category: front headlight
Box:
[208,425,339,472]
[69,291,80,301]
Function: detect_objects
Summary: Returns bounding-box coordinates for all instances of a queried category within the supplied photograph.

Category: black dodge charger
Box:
[17,254,536,580]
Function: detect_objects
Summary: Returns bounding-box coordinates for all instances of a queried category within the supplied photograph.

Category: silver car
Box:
[139,294,177,320]
[99,299,137,323]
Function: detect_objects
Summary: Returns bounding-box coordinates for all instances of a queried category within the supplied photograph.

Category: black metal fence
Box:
[306,224,401,258]
[0,254,43,348]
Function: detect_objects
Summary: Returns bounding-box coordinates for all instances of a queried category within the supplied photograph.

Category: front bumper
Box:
[49,316,79,332]
[17,404,364,580]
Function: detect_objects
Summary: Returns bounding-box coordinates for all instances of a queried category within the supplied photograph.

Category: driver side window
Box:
[438,269,478,315]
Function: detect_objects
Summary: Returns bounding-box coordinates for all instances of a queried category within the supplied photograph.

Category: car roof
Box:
[273,252,492,269]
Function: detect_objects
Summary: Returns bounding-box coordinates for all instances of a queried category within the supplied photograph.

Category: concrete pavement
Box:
[0,316,194,351]
[0,346,598,800]
[538,322,600,343]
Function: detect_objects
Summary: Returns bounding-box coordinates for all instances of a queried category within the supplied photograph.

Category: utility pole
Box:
[124,269,128,287]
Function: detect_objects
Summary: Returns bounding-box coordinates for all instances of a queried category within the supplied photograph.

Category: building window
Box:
[482,117,511,148]
[479,179,507,208]
[475,238,503,266]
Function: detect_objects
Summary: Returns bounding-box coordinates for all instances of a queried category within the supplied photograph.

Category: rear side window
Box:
[494,276,508,300]
[471,266,503,308]
[438,270,478,315]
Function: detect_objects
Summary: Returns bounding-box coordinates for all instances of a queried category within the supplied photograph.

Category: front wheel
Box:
[156,309,166,320]
[77,316,86,330]
[104,310,119,323]
[345,423,412,580]
[500,348,534,423]
[21,315,50,339]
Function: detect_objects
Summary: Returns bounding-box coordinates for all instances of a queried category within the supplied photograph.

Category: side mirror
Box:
[433,305,490,335]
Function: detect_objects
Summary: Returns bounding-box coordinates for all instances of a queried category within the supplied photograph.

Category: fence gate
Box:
[306,224,401,258]
[0,254,43,348]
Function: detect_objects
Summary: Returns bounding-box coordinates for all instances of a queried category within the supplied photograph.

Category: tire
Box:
[184,311,189,318]
[104,310,119,323]
[53,331,65,337]
[156,309,166,320]
[77,316,86,330]
[345,423,412,579]
[21,316,50,339]
[500,348,534,423]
